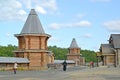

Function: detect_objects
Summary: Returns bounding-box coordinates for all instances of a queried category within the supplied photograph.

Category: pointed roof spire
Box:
[69,38,79,48]
[21,9,45,34]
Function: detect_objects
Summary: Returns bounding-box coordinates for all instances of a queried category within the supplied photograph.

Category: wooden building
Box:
[0,9,54,70]
[14,9,54,69]
[0,57,29,70]
[99,44,115,66]
[3,9,54,70]
[67,38,85,66]
[98,34,120,67]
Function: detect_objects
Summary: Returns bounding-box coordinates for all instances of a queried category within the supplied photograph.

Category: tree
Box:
[0,45,97,63]
[48,46,68,60]
[0,44,17,57]
[81,50,97,62]
[48,46,97,62]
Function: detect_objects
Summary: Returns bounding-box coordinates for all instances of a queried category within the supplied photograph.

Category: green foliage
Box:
[81,50,97,62]
[0,45,97,63]
[48,46,68,60]
[48,46,97,62]
[0,44,17,57]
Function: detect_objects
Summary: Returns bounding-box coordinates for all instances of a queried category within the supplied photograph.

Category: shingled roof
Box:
[21,9,45,34]
[100,44,114,54]
[0,57,29,63]
[109,34,120,48]
[69,38,79,48]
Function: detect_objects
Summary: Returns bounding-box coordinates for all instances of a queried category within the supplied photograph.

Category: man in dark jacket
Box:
[62,60,67,71]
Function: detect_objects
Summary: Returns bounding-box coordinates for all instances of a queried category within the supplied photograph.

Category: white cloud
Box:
[5,33,12,37]
[74,21,91,27]
[49,23,60,29]
[21,0,58,14]
[0,0,27,21]
[82,33,92,38]
[39,0,57,11]
[103,20,120,32]
[35,6,47,14]
[17,10,26,15]
[0,0,58,21]
[90,0,111,2]
[21,0,32,9]
[49,20,91,29]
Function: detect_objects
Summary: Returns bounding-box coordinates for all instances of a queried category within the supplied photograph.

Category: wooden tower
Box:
[67,38,83,65]
[14,9,54,69]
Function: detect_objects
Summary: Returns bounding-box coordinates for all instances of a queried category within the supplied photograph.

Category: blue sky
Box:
[0,0,120,52]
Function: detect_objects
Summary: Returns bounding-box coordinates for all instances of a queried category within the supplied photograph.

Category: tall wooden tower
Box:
[14,9,54,69]
[67,38,83,65]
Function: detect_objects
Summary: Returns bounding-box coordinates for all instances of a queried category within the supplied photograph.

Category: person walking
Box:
[90,61,94,68]
[13,62,18,74]
[62,60,67,71]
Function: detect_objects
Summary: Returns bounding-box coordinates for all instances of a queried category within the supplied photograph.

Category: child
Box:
[13,62,18,74]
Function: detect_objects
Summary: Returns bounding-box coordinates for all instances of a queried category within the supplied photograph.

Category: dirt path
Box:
[0,66,120,80]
